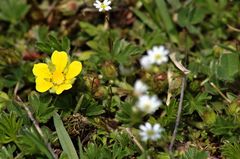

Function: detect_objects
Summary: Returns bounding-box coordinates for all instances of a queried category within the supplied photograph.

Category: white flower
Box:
[93,0,111,12]
[147,46,169,65]
[140,55,152,69]
[139,122,164,142]
[136,95,162,114]
[134,80,148,96]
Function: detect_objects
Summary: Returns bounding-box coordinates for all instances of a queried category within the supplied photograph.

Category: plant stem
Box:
[74,94,84,114]
[15,96,57,159]
[125,128,145,153]
[169,76,186,157]
[210,82,231,103]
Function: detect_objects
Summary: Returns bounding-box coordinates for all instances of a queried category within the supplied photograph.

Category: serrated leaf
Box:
[28,92,54,123]
[181,147,208,159]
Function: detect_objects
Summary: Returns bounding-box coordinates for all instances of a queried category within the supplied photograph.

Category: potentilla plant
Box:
[32,50,82,94]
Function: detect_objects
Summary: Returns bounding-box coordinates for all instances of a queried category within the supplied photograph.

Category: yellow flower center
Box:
[155,54,161,60]
[144,103,151,112]
[52,71,65,85]
[101,4,106,9]
[146,130,155,137]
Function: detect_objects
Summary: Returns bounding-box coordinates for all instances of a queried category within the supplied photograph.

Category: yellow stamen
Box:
[52,71,65,85]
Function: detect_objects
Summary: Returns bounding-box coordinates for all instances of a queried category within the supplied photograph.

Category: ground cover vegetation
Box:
[0,0,240,158]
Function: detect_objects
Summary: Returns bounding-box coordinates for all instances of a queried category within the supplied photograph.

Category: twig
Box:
[13,81,19,97]
[227,24,240,32]
[210,82,231,103]
[169,53,190,75]
[124,128,145,152]
[169,76,186,157]
[46,0,58,18]
[124,128,151,159]
[15,96,57,159]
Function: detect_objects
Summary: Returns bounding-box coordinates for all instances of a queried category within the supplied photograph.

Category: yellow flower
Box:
[32,51,82,94]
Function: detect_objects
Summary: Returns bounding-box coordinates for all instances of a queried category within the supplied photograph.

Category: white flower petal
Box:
[139,122,164,142]
[134,80,148,95]
[104,0,111,5]
[146,45,169,65]
[153,124,160,131]
[140,56,152,69]
[145,122,152,129]
[139,125,147,131]
[105,6,111,11]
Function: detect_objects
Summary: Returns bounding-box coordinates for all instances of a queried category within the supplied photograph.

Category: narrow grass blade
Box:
[53,112,79,159]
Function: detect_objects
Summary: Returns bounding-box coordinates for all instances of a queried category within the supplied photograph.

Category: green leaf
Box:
[53,112,79,159]
[155,0,178,43]
[210,117,238,136]
[184,92,212,115]
[221,141,240,159]
[0,145,16,159]
[112,39,143,64]
[28,91,55,123]
[160,99,178,126]
[0,0,30,24]
[81,95,105,116]
[0,112,22,144]
[36,34,71,54]
[0,91,9,110]
[17,127,54,159]
[216,53,240,82]
[181,147,208,159]
[132,8,158,30]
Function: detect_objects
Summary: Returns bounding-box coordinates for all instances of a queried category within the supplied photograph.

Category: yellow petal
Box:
[66,61,82,79]
[55,84,72,95]
[51,51,68,72]
[33,63,51,78]
[35,78,53,93]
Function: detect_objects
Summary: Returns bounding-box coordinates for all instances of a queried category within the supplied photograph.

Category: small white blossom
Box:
[140,55,152,69]
[134,80,148,96]
[139,122,164,142]
[148,46,169,65]
[93,0,111,12]
[136,95,162,114]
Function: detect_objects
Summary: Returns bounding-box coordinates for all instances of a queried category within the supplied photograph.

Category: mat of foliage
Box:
[0,0,240,159]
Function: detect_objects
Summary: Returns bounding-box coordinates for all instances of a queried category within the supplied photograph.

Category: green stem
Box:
[74,94,84,114]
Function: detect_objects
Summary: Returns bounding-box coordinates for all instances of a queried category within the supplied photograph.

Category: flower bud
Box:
[101,61,118,79]
[228,101,240,115]
[83,74,100,92]
[201,108,216,125]
[57,0,80,16]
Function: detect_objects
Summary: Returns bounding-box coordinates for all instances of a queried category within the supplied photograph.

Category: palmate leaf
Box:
[221,141,240,159]
[210,117,238,136]
[160,99,178,127]
[17,127,54,159]
[116,102,133,125]
[0,0,30,24]
[36,33,70,54]
[0,145,16,159]
[184,92,212,115]
[181,147,208,159]
[0,112,22,144]
[28,91,55,123]
[112,39,143,64]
